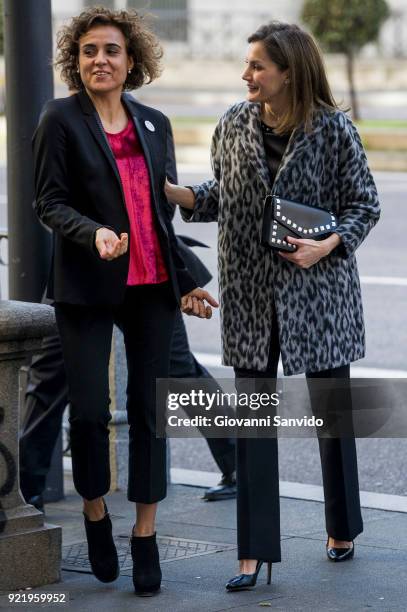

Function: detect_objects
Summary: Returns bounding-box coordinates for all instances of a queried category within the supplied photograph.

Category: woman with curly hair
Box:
[32,6,216,596]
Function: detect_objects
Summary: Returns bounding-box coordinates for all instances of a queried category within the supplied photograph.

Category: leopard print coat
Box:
[181,102,380,375]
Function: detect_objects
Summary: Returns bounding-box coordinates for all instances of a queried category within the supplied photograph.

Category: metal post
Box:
[3,0,53,302]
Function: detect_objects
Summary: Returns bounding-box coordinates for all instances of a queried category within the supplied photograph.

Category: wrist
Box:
[321,233,341,257]
[178,186,195,210]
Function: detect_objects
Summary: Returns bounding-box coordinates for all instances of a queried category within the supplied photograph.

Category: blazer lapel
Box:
[76,90,163,210]
[121,94,159,198]
[121,94,169,236]
[77,90,123,189]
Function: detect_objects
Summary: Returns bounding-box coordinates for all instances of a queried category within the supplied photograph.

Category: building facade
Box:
[51,0,407,58]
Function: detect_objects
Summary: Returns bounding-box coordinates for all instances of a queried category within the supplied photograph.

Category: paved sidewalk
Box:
[1,483,406,611]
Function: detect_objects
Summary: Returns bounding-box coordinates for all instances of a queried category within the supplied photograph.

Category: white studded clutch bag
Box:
[261,195,338,252]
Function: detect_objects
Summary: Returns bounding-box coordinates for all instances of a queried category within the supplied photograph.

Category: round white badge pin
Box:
[145,120,155,132]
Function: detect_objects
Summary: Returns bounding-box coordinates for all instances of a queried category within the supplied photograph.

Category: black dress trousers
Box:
[18,305,236,502]
[234,309,363,562]
[170,309,236,476]
[55,282,176,504]
[19,334,69,500]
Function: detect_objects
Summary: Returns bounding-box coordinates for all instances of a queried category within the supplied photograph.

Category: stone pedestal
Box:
[0,301,61,591]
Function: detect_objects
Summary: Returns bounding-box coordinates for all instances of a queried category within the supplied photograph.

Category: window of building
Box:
[127,0,188,42]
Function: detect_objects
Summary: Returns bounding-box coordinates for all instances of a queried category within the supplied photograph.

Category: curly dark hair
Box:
[55,6,163,91]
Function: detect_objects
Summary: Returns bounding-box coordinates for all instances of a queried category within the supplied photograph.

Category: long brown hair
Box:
[248,22,340,134]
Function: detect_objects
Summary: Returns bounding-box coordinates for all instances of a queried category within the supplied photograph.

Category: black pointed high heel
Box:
[225,560,272,591]
[83,500,119,583]
[326,537,355,562]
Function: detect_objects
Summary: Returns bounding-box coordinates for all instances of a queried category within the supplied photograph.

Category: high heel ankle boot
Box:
[225,560,272,591]
[83,501,119,583]
[131,531,161,596]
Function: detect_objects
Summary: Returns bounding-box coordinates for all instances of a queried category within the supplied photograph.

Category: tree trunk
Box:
[346,50,360,121]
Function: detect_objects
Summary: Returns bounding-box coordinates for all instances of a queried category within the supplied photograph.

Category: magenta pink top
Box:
[105,119,168,286]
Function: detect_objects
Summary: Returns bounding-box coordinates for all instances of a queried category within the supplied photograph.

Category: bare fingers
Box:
[181,296,212,318]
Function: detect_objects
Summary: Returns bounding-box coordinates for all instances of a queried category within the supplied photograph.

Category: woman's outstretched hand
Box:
[95,228,128,260]
[165,178,195,209]
[181,288,219,319]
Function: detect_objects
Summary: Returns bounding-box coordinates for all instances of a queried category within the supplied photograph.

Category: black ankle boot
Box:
[83,502,119,583]
[131,531,161,596]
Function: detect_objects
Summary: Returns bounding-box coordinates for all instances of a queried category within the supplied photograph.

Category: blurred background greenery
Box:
[1,0,407,169]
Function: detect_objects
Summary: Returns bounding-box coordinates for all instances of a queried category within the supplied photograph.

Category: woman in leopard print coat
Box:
[166,21,380,590]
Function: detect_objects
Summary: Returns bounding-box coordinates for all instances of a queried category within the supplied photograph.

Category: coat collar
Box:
[233,103,271,191]
[232,102,326,193]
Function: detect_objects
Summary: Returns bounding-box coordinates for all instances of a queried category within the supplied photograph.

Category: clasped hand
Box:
[278,236,330,269]
[95,228,128,260]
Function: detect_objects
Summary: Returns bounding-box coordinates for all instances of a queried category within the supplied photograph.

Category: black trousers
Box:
[234,312,363,562]
[19,310,236,501]
[169,312,236,476]
[19,335,69,500]
[55,283,176,503]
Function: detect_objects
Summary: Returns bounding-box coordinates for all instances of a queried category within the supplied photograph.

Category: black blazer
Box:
[32,90,197,306]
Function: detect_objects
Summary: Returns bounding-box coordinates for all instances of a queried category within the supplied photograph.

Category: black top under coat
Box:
[261,122,291,185]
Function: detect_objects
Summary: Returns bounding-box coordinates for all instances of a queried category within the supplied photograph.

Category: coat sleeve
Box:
[179,115,223,223]
[32,102,106,255]
[334,116,380,258]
